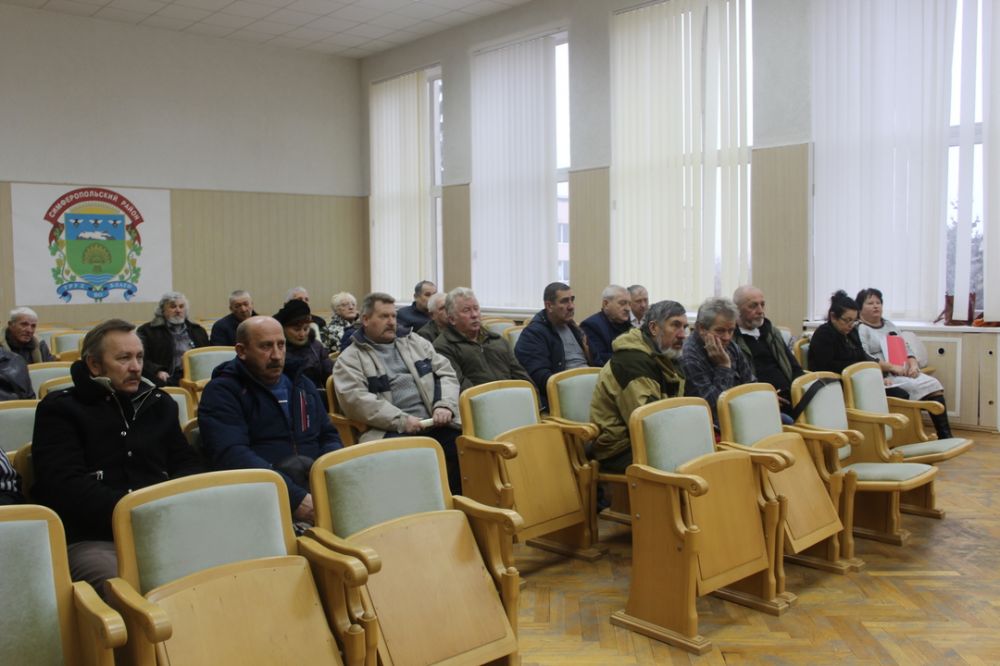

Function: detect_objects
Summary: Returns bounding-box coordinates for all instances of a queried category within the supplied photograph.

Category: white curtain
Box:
[983,0,999,320]
[810,0,955,320]
[471,36,557,308]
[369,70,431,301]
[610,0,751,309]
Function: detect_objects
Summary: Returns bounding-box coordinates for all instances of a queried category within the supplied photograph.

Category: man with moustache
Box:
[32,319,204,597]
[589,301,688,472]
[137,291,210,386]
[334,292,462,492]
[580,284,634,366]
[3,306,56,363]
[627,285,650,328]
[210,289,257,346]
[199,316,342,526]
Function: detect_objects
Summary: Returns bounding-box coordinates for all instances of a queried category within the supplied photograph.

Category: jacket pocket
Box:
[414,359,433,377]
[367,374,391,393]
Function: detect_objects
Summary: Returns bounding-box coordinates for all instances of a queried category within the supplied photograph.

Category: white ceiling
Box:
[1,0,531,58]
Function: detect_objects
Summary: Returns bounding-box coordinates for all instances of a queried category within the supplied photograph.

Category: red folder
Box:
[883,335,908,366]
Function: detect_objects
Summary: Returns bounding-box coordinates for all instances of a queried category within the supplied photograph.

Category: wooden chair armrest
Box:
[888,396,943,414]
[452,495,524,535]
[542,416,599,441]
[794,422,864,445]
[105,577,172,643]
[72,581,127,649]
[305,527,382,574]
[625,464,709,496]
[297,535,370,586]
[718,441,795,472]
[846,408,908,430]
[456,434,518,459]
[330,413,369,431]
[783,424,848,451]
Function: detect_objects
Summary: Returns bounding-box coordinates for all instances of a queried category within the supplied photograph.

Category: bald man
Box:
[199,316,342,525]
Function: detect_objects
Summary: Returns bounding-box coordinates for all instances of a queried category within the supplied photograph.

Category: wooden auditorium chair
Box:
[718,383,862,572]
[501,324,526,351]
[481,317,517,336]
[309,437,522,666]
[458,379,603,561]
[106,469,370,666]
[791,371,939,545]
[38,375,74,398]
[0,505,126,666]
[793,335,810,371]
[161,386,196,427]
[325,376,368,445]
[27,361,73,397]
[611,397,794,655]
[0,399,39,455]
[51,331,87,362]
[179,346,236,403]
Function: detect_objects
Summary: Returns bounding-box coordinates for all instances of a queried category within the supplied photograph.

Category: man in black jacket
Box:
[32,319,204,597]
[137,291,210,386]
[0,348,34,400]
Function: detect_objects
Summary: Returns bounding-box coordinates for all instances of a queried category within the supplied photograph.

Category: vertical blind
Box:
[981,0,998,320]
[610,0,751,309]
[470,35,557,308]
[369,70,432,301]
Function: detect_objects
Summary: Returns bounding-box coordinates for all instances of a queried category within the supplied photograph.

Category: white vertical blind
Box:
[610,0,751,308]
[983,0,998,320]
[369,70,431,301]
[471,35,557,308]
[810,0,955,320]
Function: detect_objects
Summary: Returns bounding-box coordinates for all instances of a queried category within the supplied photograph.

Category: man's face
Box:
[362,301,397,344]
[164,299,187,325]
[630,288,649,321]
[699,315,737,347]
[545,289,576,326]
[604,290,632,325]
[450,295,482,340]
[8,315,37,345]
[430,299,450,327]
[649,314,688,355]
[87,330,144,394]
[415,284,437,312]
[737,289,766,330]
[237,318,286,386]
[284,320,312,347]
[229,296,253,322]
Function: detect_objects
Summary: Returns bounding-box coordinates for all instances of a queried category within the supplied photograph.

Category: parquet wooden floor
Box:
[514,429,1000,665]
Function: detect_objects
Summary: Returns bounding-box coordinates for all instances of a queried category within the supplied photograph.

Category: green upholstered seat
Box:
[28,365,72,397]
[51,333,84,356]
[468,386,538,440]
[847,366,894,439]
[801,379,853,460]
[641,403,715,472]
[186,349,235,381]
[0,403,37,454]
[323,447,446,537]
[129,482,287,593]
[845,462,937,483]
[725,389,784,445]
[892,438,971,459]
[555,372,599,423]
[166,391,192,423]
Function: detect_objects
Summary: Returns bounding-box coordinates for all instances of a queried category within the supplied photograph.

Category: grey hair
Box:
[154,291,188,319]
[361,292,395,317]
[627,284,647,297]
[696,297,739,328]
[732,285,761,307]
[444,287,476,316]
[642,300,687,331]
[601,284,628,301]
[8,307,39,324]
[228,289,251,305]
[330,291,356,310]
[427,291,448,314]
[285,286,308,301]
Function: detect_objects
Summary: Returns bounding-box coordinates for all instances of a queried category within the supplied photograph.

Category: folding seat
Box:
[179,346,236,403]
[0,399,38,455]
[28,361,73,396]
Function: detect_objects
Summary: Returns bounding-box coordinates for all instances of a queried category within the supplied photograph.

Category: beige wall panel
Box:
[750,144,810,332]
[569,168,611,312]
[441,184,471,290]
[915,334,966,424]
[975,334,997,430]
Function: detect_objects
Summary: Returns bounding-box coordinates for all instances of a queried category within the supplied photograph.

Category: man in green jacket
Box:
[434,287,530,392]
[589,300,688,473]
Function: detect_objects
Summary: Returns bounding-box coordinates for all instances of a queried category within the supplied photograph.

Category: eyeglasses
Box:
[837,315,859,327]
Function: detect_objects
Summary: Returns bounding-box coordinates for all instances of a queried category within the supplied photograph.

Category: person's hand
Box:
[703,333,731,368]
[156,370,170,384]
[777,395,791,407]
[293,494,315,524]
[402,415,424,433]
[432,407,453,427]
[905,359,920,378]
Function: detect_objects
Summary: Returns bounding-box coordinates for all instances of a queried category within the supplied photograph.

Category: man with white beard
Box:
[588,300,688,473]
[137,291,210,386]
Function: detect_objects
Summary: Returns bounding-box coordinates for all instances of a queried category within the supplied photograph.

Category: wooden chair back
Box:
[28,362,73,396]
[545,367,600,424]
[482,318,517,336]
[325,375,368,445]
[52,331,87,361]
[38,375,74,398]
[12,443,34,501]
[502,324,526,350]
[793,335,810,370]
[180,346,235,401]
[0,400,39,454]
[161,386,196,424]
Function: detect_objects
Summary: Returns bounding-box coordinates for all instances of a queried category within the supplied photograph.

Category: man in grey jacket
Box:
[334,292,462,492]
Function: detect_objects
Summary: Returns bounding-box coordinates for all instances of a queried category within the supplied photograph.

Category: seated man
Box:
[514,281,593,410]
[627,284,649,328]
[680,297,755,421]
[416,291,449,343]
[285,286,327,330]
[434,287,530,391]
[137,291,210,386]
[396,280,437,332]
[0,449,23,505]
[590,300,688,473]
[580,284,633,365]
[334,292,462,492]
[0,348,34,400]
[3,307,56,363]
[732,285,803,421]
[210,289,257,346]
[32,319,204,596]
[199,316,342,526]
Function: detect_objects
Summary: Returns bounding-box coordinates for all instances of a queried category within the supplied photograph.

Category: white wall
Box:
[0,4,363,196]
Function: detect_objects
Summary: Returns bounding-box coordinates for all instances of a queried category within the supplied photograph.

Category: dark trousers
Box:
[386,426,462,495]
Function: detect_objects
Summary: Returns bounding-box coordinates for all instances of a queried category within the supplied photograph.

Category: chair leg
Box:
[853,490,910,546]
[901,480,944,519]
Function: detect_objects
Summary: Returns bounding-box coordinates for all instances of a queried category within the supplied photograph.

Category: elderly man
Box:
[334,292,462,492]
[210,289,257,346]
[3,307,56,363]
[590,301,688,472]
[514,281,592,410]
[286,286,327,330]
[32,319,204,596]
[434,287,530,391]
[627,285,650,328]
[733,285,803,420]
[199,316,342,525]
[680,297,755,421]
[580,285,633,366]
[0,348,33,400]
[137,291,210,386]
[417,291,449,343]
[396,280,437,332]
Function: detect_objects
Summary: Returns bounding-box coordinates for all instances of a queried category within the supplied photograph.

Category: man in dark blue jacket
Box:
[580,284,633,366]
[199,316,342,525]
[514,281,593,410]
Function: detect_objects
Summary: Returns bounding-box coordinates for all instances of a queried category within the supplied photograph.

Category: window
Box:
[610,0,752,308]
[428,71,444,287]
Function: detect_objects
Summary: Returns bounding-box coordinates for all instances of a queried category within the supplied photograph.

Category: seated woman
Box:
[321,291,360,352]
[808,289,909,400]
[855,287,954,439]
[274,300,333,408]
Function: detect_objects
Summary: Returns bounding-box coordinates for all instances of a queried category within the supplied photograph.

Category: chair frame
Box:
[501,325,526,350]
[325,375,368,445]
[792,335,810,370]
[38,374,74,398]
[161,385,197,423]
[27,361,74,395]
[51,330,87,362]
[0,398,40,454]
[179,345,236,402]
